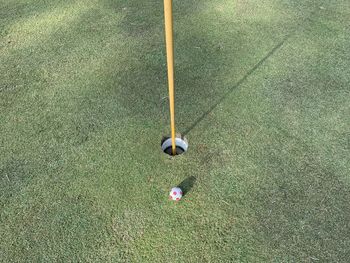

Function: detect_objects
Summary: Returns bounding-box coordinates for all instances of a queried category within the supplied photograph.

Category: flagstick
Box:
[164,0,176,156]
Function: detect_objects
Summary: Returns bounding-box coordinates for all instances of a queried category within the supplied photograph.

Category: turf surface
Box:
[1,0,350,261]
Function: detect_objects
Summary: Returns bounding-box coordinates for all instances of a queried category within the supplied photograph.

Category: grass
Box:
[1,0,350,261]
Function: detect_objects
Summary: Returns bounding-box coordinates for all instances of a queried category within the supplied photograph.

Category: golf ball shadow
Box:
[177,176,196,197]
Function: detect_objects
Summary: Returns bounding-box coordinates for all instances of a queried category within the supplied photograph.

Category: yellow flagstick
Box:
[164,0,176,155]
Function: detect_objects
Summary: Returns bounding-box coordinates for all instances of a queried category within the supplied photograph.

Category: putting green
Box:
[1,0,349,261]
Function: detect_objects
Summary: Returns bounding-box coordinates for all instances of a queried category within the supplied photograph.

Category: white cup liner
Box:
[161,137,188,155]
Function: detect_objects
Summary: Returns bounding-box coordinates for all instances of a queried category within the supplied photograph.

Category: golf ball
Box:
[169,187,183,201]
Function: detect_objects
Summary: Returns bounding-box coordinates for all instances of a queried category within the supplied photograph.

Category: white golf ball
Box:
[169,187,183,201]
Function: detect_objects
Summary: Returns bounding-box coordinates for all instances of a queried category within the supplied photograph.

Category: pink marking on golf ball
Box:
[169,187,183,201]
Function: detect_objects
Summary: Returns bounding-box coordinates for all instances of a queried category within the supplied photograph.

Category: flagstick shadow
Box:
[182,33,291,136]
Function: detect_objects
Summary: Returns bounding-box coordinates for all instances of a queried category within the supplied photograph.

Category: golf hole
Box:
[161,137,188,156]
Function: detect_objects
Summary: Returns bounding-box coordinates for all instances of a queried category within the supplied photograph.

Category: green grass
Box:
[1,0,350,261]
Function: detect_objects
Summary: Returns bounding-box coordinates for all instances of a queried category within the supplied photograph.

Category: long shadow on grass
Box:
[82,0,259,137]
[180,6,322,136]
[182,35,290,136]
[107,0,317,137]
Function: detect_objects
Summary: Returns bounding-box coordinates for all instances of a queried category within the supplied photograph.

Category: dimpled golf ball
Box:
[169,187,183,201]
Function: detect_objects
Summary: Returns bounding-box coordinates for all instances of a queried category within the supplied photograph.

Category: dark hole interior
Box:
[163,146,185,156]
